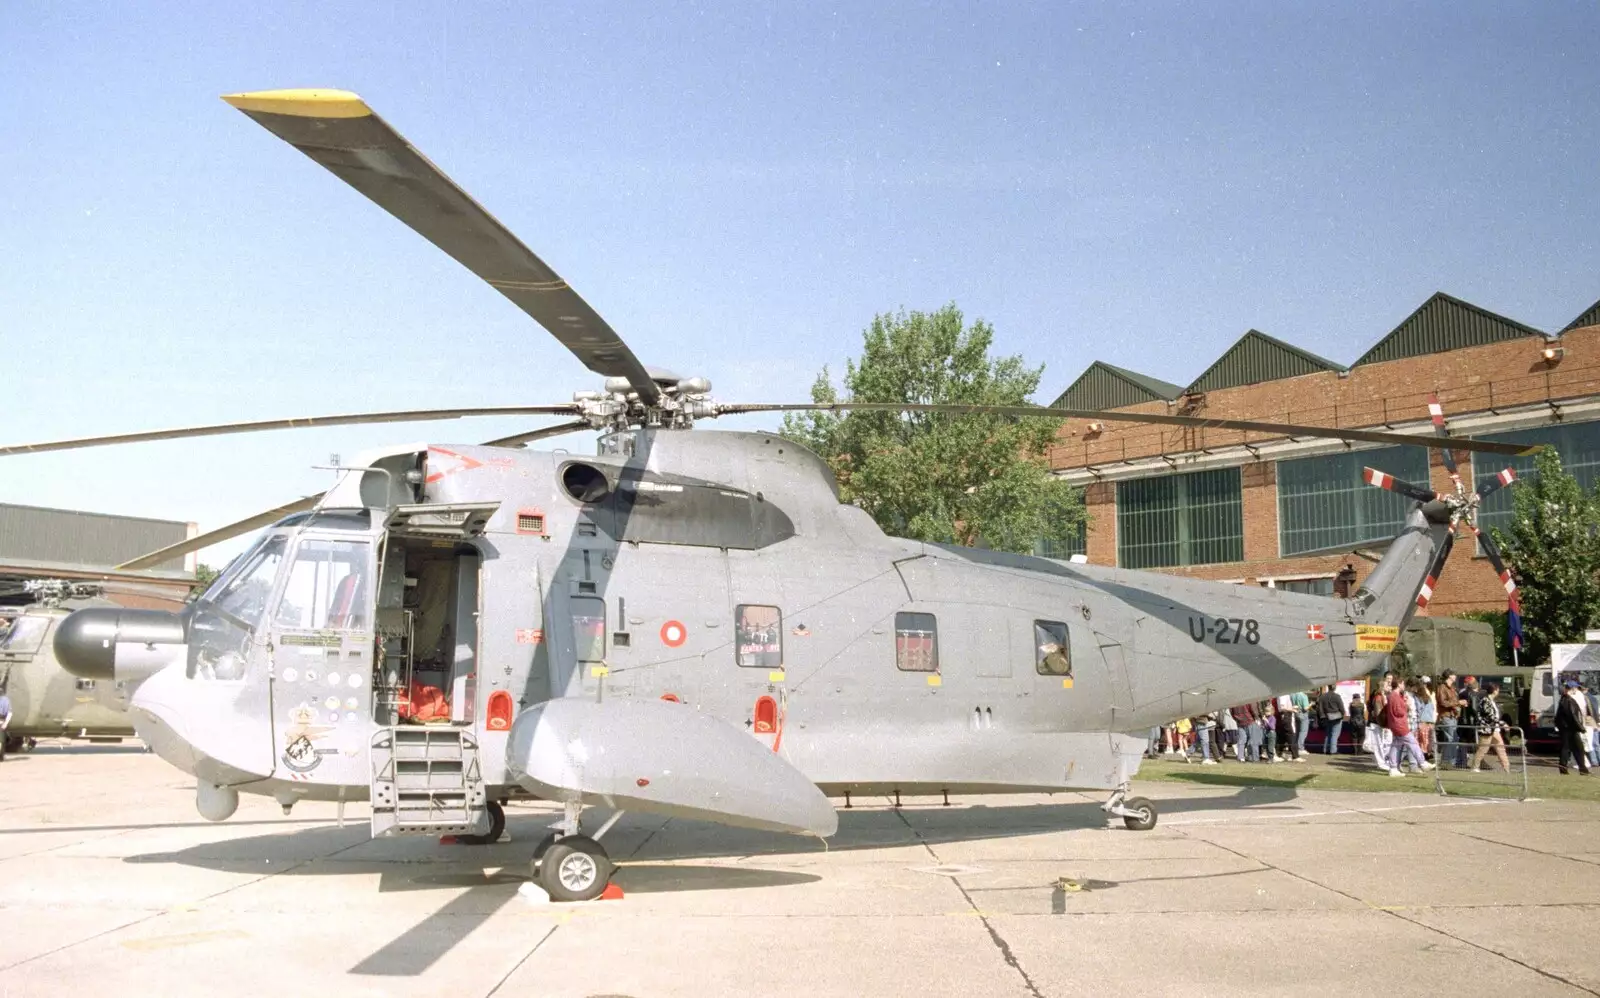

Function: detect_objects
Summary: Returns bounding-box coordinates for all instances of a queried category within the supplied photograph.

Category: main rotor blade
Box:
[0,405,580,457]
[1427,393,1460,480]
[222,88,661,405]
[480,419,591,448]
[118,495,324,571]
[720,402,1540,457]
[115,421,587,570]
[1363,467,1437,503]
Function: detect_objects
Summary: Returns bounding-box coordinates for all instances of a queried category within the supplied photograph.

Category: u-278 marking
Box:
[1187,616,1260,645]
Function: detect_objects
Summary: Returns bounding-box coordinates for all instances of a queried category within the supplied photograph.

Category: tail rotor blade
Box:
[1362,467,1437,503]
[1476,466,1518,500]
[1472,525,1518,595]
[1416,530,1456,609]
[1427,392,1460,481]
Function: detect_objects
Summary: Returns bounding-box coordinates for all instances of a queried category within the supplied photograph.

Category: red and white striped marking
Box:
[1498,570,1516,594]
[1497,468,1516,487]
[1307,624,1325,641]
[1363,467,1393,490]
[1427,395,1446,427]
[1417,576,1437,608]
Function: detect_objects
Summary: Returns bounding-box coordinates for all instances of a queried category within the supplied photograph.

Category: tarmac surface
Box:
[0,746,1597,998]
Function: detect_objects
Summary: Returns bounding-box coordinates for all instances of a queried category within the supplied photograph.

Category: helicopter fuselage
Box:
[83,427,1425,825]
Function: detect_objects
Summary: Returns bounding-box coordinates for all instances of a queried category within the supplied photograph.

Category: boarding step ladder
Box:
[368,726,488,837]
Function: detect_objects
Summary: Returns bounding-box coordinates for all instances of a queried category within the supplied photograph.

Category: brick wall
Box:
[1050,325,1600,469]
[1060,324,1600,615]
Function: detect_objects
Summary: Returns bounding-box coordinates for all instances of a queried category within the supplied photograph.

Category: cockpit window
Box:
[274,539,371,631]
[209,535,288,630]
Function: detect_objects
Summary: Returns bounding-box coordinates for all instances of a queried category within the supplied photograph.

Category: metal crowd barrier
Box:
[1431,724,1529,800]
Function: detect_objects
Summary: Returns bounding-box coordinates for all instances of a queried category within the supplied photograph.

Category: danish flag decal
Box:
[1307,624,1326,641]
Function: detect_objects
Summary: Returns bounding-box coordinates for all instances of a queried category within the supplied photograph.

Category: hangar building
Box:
[1043,292,1600,617]
[0,503,198,609]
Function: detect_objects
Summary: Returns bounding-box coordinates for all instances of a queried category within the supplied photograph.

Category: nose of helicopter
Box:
[54,608,187,682]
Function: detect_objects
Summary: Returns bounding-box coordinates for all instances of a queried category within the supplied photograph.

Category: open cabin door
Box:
[386,502,500,540]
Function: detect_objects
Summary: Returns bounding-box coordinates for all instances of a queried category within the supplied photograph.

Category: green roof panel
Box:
[1049,361,1183,411]
[1185,329,1345,393]
[1562,298,1600,332]
[1354,293,1544,367]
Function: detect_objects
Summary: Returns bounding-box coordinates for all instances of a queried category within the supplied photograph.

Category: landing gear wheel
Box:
[456,801,506,845]
[2,736,22,756]
[538,836,612,902]
[1121,796,1157,831]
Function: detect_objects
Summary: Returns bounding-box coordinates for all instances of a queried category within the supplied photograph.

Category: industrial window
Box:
[1277,445,1430,557]
[1275,577,1336,596]
[1116,468,1243,569]
[1033,522,1087,560]
[1476,421,1600,536]
[895,612,938,672]
[735,604,783,669]
[570,596,606,662]
[1034,620,1071,676]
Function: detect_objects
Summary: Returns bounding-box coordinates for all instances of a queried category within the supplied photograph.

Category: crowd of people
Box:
[1148,669,1600,777]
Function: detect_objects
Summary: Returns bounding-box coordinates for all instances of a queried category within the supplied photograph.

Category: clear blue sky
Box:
[3,2,1597,565]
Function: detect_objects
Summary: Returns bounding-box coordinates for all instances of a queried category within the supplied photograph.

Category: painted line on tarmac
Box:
[1163,797,1511,826]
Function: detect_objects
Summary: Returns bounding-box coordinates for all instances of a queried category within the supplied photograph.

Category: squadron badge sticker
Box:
[281,705,336,774]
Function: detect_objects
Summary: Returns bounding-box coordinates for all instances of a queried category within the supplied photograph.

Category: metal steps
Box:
[369,726,488,837]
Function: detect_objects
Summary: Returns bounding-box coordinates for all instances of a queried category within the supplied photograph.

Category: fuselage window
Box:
[895,612,938,673]
[274,538,372,631]
[1035,620,1071,677]
[735,605,783,669]
[571,596,606,663]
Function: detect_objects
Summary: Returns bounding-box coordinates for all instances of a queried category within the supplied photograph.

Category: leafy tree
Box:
[188,562,220,600]
[781,304,1085,553]
[1488,446,1600,666]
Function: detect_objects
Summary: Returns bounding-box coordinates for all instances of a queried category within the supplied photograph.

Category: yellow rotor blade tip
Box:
[221,89,372,118]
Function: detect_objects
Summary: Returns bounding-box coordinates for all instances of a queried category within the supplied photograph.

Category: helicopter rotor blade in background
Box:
[1362,467,1438,503]
[113,420,589,571]
[0,404,581,458]
[718,402,1540,458]
[222,89,662,405]
[118,495,325,571]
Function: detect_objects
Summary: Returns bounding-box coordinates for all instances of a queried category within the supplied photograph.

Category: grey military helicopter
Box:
[16,89,1538,902]
[0,580,141,754]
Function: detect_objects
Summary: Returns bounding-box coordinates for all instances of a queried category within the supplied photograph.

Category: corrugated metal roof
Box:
[0,504,192,575]
[1049,362,1183,411]
[1354,292,1544,367]
[1186,329,1345,393]
[1562,298,1600,332]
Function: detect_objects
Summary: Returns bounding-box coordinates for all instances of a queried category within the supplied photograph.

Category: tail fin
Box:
[1349,503,1453,630]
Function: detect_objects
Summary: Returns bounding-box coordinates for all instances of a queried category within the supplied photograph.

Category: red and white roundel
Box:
[660,620,687,647]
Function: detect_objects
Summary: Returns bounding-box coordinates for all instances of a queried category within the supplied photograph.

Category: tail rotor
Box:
[1362,393,1522,608]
